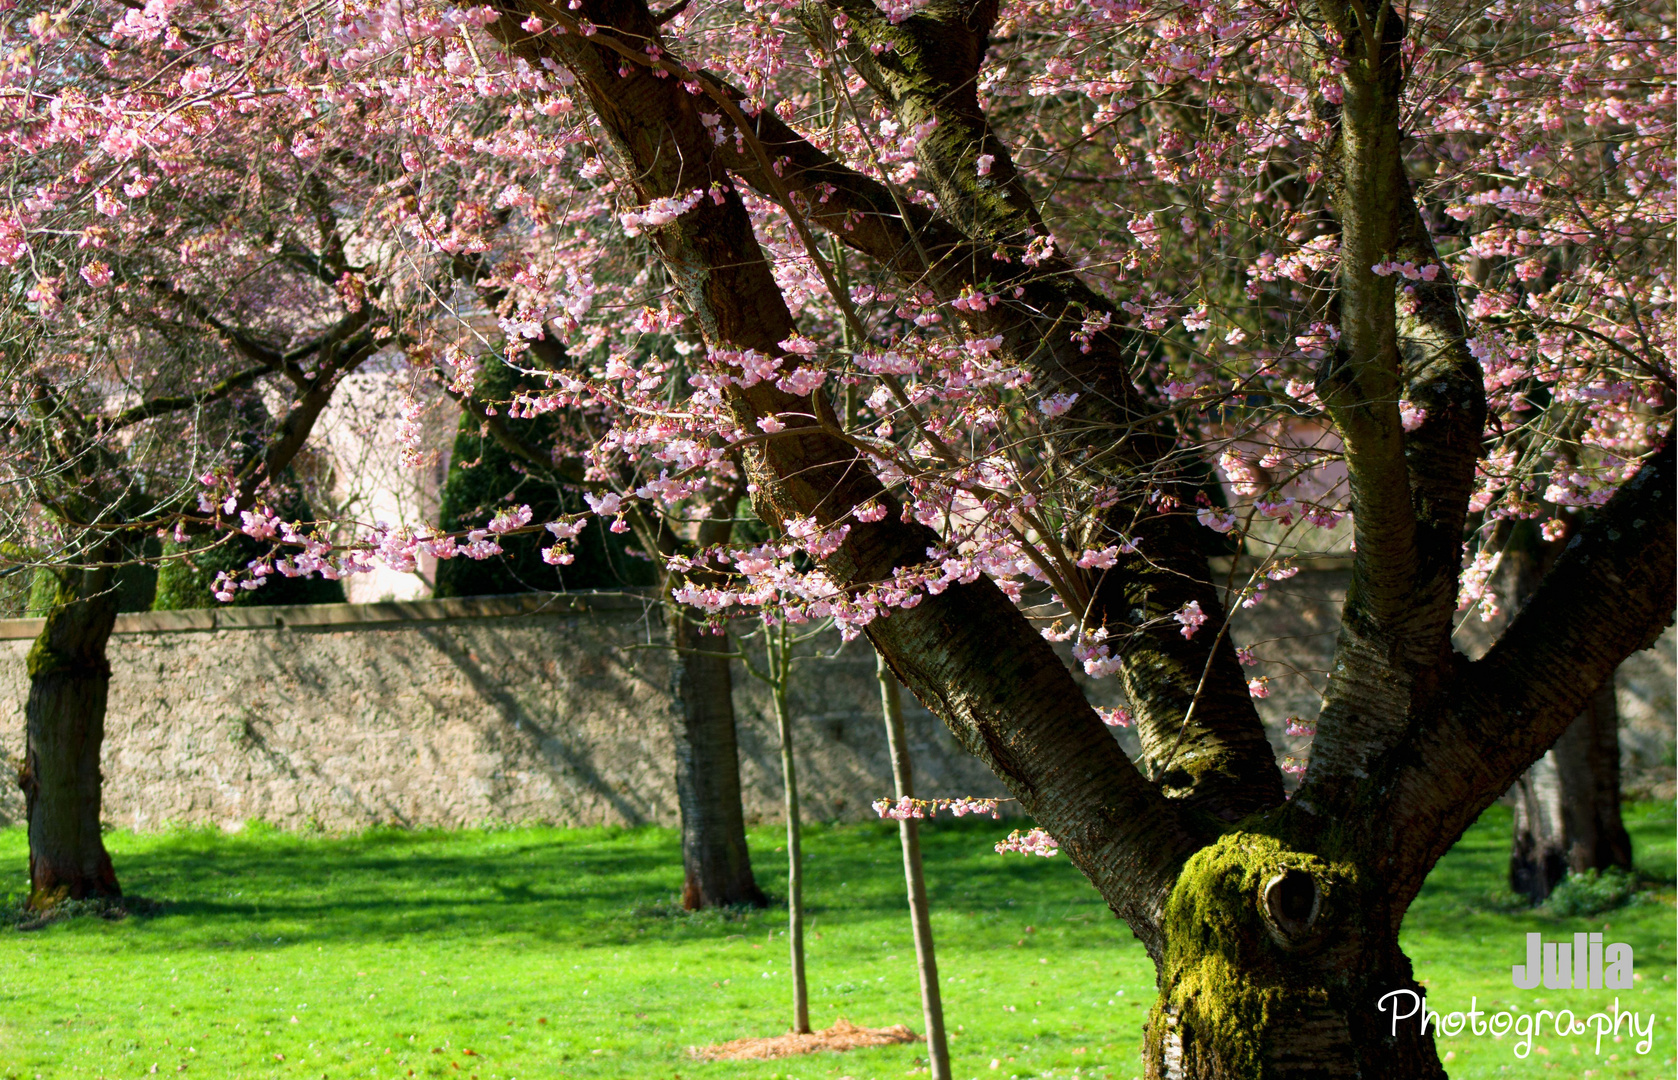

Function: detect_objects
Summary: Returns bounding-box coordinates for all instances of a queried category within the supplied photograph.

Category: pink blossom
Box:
[1038,392,1079,417]
[584,491,623,516]
[620,190,705,236]
[179,66,213,93]
[776,367,827,395]
[239,508,279,541]
[79,261,113,287]
[995,828,1059,857]
[1128,212,1162,252]
[1097,706,1132,728]
[1196,507,1237,533]
[93,190,125,219]
[1173,600,1207,639]
[778,334,819,357]
[459,531,504,560]
[853,502,888,523]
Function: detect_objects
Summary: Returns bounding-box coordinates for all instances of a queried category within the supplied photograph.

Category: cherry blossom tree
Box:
[11,0,1672,1072]
[0,0,434,901]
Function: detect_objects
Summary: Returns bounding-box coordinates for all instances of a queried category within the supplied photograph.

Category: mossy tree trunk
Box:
[483,0,1676,1074]
[1142,836,1444,1079]
[19,563,121,908]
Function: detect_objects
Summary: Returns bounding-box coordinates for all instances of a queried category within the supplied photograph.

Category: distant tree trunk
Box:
[877,652,951,1080]
[1510,681,1633,901]
[1499,526,1635,902]
[670,604,766,910]
[658,494,766,912]
[19,566,121,908]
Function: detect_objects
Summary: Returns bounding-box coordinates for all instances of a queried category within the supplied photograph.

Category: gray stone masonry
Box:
[0,571,1667,831]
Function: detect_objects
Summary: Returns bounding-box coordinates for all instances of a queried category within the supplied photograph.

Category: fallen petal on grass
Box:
[689,1017,920,1060]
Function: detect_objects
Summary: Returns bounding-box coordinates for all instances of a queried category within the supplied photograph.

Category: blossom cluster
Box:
[872,796,1004,820]
[994,829,1060,858]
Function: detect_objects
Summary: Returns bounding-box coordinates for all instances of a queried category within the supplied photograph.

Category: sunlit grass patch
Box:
[0,803,1669,1079]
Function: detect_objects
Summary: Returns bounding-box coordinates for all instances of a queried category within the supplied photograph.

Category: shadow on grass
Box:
[4,804,1666,956]
[0,817,1105,951]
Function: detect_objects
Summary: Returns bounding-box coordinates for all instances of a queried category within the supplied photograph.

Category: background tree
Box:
[412,290,766,909]
[0,0,435,901]
[1491,522,1634,902]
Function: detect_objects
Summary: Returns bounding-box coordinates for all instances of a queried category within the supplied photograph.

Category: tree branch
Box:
[703,28,1282,818]
[1370,432,1674,913]
[1305,151,1487,792]
[105,362,274,432]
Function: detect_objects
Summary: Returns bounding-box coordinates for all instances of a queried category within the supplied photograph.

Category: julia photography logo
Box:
[1377,933,1657,1060]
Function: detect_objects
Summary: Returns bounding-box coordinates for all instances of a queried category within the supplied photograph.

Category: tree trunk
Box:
[19,571,121,908]
[670,605,766,910]
[1510,680,1633,901]
[1141,836,1446,1080]
[877,652,951,1080]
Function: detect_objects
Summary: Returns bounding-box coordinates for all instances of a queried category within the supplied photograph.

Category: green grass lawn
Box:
[0,802,1671,1080]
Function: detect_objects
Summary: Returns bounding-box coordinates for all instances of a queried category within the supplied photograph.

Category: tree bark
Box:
[1509,681,1633,901]
[19,569,121,908]
[877,651,951,1080]
[1142,846,1444,1079]
[670,605,766,910]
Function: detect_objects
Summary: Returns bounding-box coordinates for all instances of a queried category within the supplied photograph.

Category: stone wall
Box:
[0,571,1668,832]
[0,593,1017,832]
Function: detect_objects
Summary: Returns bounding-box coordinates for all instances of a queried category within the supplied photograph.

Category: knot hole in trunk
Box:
[1262,868,1321,948]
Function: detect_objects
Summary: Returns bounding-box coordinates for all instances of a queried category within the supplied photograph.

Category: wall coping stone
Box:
[0,589,661,640]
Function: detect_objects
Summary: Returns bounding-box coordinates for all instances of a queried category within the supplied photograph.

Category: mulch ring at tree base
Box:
[689,1018,921,1060]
